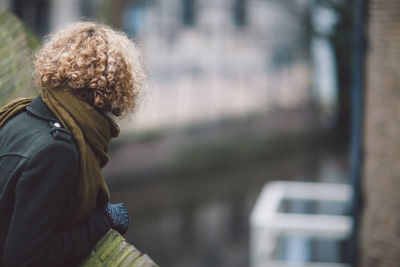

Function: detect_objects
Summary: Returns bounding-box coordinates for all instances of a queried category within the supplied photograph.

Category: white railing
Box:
[250,181,352,267]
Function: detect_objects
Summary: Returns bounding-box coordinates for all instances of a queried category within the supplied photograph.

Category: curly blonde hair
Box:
[34,22,145,116]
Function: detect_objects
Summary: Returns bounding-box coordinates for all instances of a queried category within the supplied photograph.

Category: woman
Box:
[0,22,145,266]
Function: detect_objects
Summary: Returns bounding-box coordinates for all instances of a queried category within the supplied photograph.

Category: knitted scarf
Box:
[0,88,119,226]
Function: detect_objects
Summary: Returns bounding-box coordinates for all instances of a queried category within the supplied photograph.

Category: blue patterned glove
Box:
[104,202,130,235]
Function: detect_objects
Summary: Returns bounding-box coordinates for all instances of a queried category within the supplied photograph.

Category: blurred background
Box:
[0,0,371,266]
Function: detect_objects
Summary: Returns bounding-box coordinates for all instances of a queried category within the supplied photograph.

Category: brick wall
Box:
[361,0,400,266]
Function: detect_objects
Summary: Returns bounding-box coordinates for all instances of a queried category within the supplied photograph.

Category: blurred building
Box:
[119,0,313,131]
[5,0,315,132]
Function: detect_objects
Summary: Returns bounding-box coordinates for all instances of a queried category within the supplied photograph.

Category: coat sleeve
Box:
[3,140,110,267]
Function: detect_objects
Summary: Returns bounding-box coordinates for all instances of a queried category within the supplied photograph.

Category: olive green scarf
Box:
[0,88,119,226]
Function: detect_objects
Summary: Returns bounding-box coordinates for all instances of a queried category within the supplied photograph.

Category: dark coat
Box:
[0,96,110,267]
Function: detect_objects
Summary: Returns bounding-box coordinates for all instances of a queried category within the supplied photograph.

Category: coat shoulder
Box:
[0,109,77,160]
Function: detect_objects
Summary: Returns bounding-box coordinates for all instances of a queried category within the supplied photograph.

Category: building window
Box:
[233,0,247,27]
[11,0,50,37]
[182,0,196,26]
[123,1,147,37]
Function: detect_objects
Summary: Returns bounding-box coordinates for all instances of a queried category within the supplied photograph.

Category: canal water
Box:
[104,112,348,267]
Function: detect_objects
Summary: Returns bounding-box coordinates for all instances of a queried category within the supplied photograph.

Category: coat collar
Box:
[26,95,60,123]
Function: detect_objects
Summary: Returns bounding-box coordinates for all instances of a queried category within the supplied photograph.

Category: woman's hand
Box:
[103,202,130,235]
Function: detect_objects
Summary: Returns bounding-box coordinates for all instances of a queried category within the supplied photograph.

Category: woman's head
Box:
[34,22,145,116]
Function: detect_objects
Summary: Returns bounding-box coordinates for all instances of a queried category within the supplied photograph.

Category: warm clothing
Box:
[104,203,129,235]
[0,96,110,267]
[1,88,120,226]
[41,88,119,225]
[0,97,33,125]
